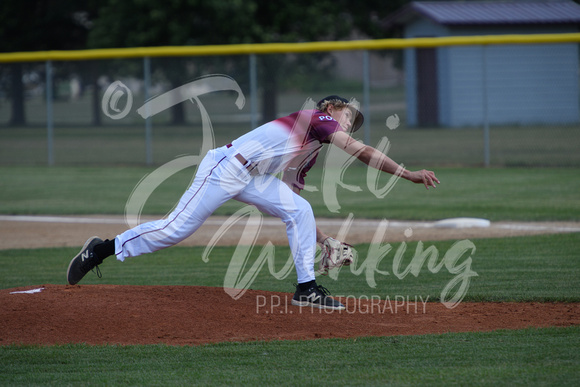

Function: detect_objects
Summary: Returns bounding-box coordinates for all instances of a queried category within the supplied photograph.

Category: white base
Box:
[433,217,491,228]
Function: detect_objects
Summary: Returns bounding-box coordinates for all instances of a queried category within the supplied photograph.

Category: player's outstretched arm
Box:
[328,131,440,190]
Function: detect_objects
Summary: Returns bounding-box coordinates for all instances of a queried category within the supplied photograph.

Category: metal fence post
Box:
[249,54,258,130]
[362,50,371,145]
[482,45,490,167]
[46,60,54,166]
[144,56,153,165]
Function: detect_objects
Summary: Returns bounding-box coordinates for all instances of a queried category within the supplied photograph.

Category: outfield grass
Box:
[1,164,579,385]
[1,233,579,301]
[1,233,579,385]
[1,121,579,168]
[1,327,579,386]
[1,166,579,221]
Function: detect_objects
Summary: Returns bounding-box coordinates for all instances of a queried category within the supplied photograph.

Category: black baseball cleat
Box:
[67,236,104,285]
[291,283,345,310]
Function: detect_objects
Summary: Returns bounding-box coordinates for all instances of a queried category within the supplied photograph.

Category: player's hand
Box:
[409,169,440,190]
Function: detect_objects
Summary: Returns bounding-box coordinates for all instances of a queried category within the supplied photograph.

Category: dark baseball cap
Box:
[316,95,364,132]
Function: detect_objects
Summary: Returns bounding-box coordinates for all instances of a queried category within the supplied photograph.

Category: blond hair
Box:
[317,98,349,113]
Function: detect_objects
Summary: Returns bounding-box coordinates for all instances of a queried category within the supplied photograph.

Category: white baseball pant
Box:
[114,144,317,283]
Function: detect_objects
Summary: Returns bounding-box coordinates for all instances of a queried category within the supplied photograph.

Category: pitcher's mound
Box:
[2,285,579,346]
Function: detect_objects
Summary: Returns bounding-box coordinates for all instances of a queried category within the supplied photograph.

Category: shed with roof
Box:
[383,0,580,127]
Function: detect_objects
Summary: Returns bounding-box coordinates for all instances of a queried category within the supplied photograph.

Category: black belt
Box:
[227,143,258,175]
[234,153,249,166]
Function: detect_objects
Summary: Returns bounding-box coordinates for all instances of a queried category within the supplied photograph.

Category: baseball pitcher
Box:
[67,95,439,310]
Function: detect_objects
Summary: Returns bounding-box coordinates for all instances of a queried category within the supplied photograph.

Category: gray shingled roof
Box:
[383,1,580,27]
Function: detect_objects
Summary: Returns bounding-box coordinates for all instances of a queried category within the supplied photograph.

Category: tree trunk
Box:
[170,79,186,126]
[261,81,278,124]
[170,99,186,125]
[9,63,26,126]
[260,56,279,124]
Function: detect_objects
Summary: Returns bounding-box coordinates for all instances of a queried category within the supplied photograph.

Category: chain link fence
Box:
[0,40,578,167]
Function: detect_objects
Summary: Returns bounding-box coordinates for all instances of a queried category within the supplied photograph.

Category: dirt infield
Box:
[1,215,579,346]
[3,285,580,346]
[2,215,580,250]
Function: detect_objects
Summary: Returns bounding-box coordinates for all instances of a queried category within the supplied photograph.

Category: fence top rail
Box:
[1,32,579,63]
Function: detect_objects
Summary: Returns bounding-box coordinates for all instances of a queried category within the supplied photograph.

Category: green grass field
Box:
[1,233,579,385]
[1,166,579,385]
[1,233,579,301]
[2,327,579,385]
[1,123,579,167]
[1,166,579,221]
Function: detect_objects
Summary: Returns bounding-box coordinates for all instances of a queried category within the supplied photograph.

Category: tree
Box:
[0,0,412,126]
[0,1,96,126]
[88,0,259,125]
[87,0,413,123]
[348,0,409,39]
[87,0,364,123]
[246,1,352,122]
